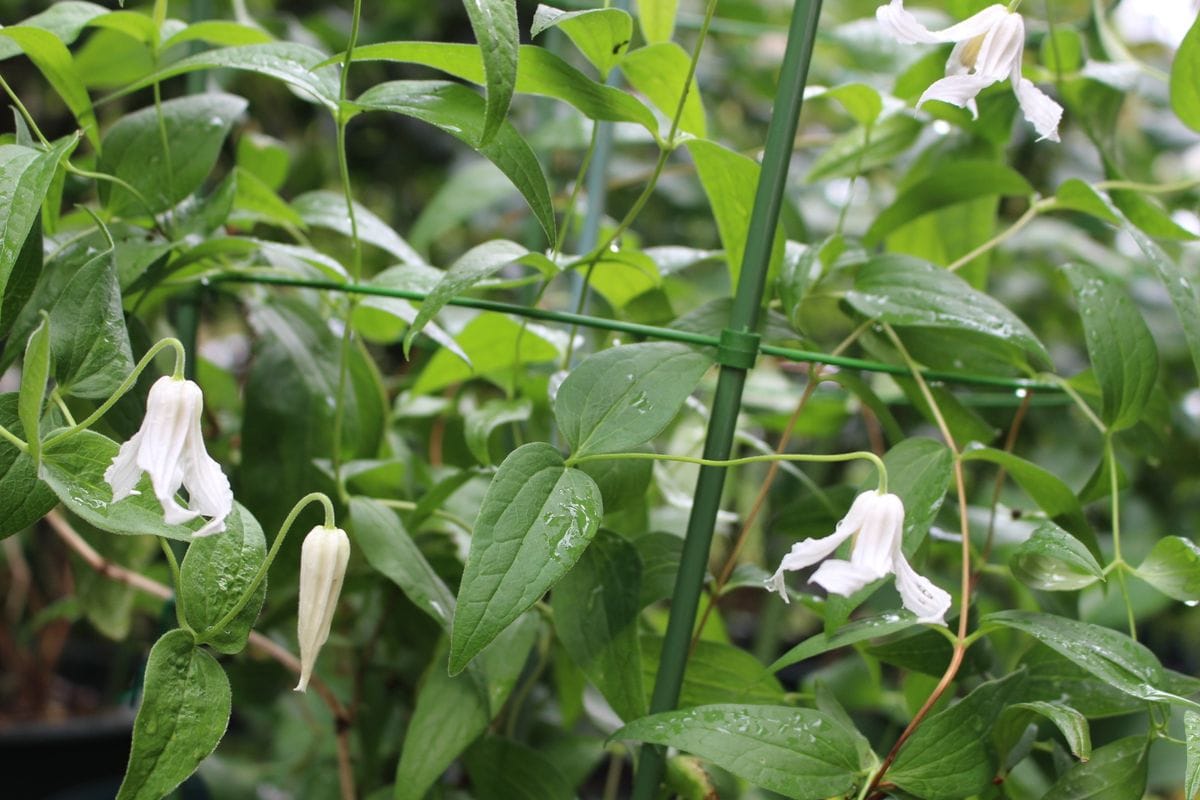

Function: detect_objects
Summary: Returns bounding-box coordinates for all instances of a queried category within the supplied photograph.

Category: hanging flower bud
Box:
[104,375,233,537]
[295,525,350,692]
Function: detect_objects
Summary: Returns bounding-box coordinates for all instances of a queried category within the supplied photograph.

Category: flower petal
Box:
[1013,77,1063,142]
[850,492,905,576]
[136,377,197,513]
[767,492,876,602]
[973,13,1024,81]
[894,553,952,624]
[918,74,997,117]
[877,0,1010,45]
[182,408,233,533]
[105,430,144,501]
[811,559,884,597]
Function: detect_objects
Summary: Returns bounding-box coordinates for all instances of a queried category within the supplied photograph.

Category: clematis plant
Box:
[770,490,952,624]
[876,0,1064,141]
[104,375,233,537]
[295,524,351,692]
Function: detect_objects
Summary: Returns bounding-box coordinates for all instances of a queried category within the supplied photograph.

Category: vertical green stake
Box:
[630,1,824,797]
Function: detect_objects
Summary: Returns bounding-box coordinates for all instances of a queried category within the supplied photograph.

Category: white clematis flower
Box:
[295,525,350,692]
[104,375,233,537]
[876,0,1064,142]
[768,490,952,624]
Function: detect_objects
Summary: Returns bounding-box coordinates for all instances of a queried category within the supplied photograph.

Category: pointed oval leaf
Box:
[551,529,645,721]
[614,705,860,800]
[768,611,918,673]
[49,246,134,399]
[1063,262,1158,431]
[621,42,706,137]
[0,393,56,538]
[1041,736,1147,800]
[465,397,532,466]
[116,629,231,800]
[0,27,98,148]
[1186,711,1200,800]
[350,496,456,631]
[461,0,518,146]
[18,313,51,458]
[180,503,266,654]
[532,5,632,77]
[291,190,425,265]
[1133,536,1200,603]
[449,442,601,673]
[1010,522,1105,592]
[355,81,555,246]
[555,342,712,458]
[995,701,1091,762]
[847,255,1049,364]
[1172,15,1200,132]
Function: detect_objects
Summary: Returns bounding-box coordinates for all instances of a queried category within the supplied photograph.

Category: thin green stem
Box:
[0,424,29,454]
[195,492,336,645]
[0,74,50,146]
[49,389,77,427]
[211,273,1064,393]
[328,0,365,495]
[159,538,191,632]
[946,197,1050,273]
[42,338,187,449]
[567,450,888,492]
[555,123,602,259]
[1106,436,1137,640]
[1043,373,1107,433]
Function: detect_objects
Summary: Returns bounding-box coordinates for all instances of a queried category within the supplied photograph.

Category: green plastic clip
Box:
[716,328,761,370]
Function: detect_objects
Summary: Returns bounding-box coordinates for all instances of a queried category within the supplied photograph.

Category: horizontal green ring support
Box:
[209,272,1062,393]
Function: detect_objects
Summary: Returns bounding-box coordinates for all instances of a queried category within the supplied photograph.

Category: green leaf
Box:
[614,705,860,800]
[18,314,51,458]
[404,239,527,357]
[885,436,953,555]
[0,140,75,330]
[0,27,98,149]
[1063,262,1157,431]
[465,397,532,466]
[346,42,658,134]
[810,82,883,127]
[98,93,248,217]
[41,431,202,541]
[0,393,56,538]
[641,636,785,707]
[554,342,712,458]
[1054,179,1121,224]
[985,611,1189,707]
[464,737,575,800]
[994,701,1091,763]
[551,529,645,721]
[808,112,922,181]
[0,2,106,61]
[412,311,560,394]
[1124,221,1200,386]
[1172,16,1200,132]
[531,4,632,77]
[768,611,918,673]
[1021,644,1149,719]
[354,81,555,246]
[960,444,1099,557]
[48,246,134,399]
[291,190,424,265]
[622,42,706,137]
[241,297,386,530]
[846,254,1049,364]
[71,521,156,639]
[395,618,537,800]
[116,629,231,800]
[637,0,678,43]
[1010,522,1105,591]
[449,443,601,673]
[865,160,1032,245]
[1133,536,1200,603]
[1041,736,1147,800]
[684,139,783,287]
[461,0,518,146]
[159,20,275,49]
[180,503,266,654]
[349,497,456,631]
[888,671,1026,799]
[1,211,43,341]
[578,452,651,514]
[114,43,341,110]
[1186,711,1200,800]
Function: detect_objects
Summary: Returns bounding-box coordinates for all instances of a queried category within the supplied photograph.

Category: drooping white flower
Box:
[295,525,351,692]
[876,0,1064,142]
[768,490,952,624]
[104,375,233,537]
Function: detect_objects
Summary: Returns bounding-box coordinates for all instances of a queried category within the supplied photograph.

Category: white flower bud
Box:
[295,525,350,692]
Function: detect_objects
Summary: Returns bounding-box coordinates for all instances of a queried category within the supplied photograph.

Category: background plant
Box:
[1,0,1199,799]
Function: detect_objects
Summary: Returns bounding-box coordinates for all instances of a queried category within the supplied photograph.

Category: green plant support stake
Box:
[629,1,825,797]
